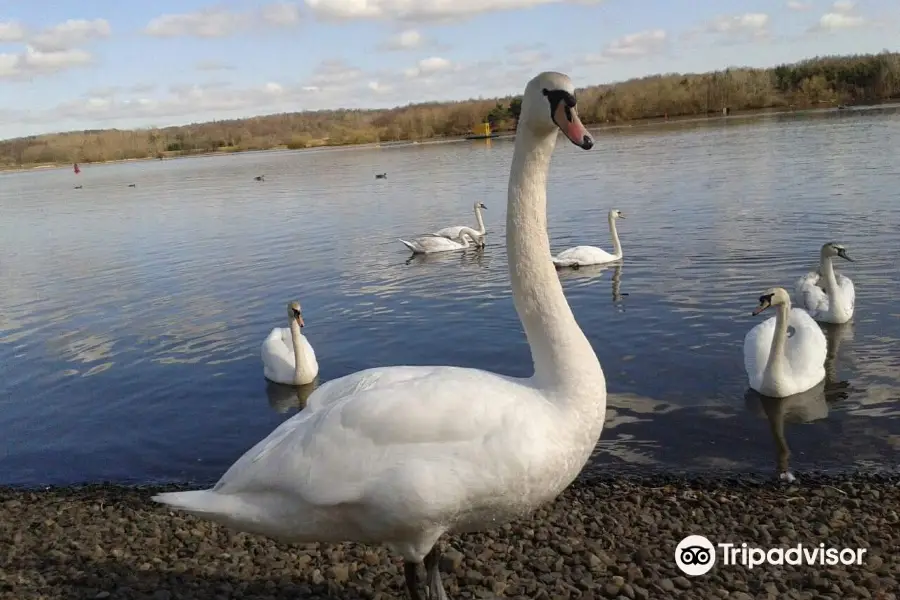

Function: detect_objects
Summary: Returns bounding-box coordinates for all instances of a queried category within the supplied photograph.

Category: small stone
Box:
[440,549,465,572]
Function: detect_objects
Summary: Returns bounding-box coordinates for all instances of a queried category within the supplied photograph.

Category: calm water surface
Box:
[2,108,899,487]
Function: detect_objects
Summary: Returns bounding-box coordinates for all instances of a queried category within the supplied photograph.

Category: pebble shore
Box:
[1,473,897,600]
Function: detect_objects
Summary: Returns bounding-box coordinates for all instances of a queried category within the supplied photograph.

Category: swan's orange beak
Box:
[553,102,593,150]
[752,303,770,316]
[297,315,305,328]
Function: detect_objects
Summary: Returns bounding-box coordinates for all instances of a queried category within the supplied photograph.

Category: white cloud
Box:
[308,59,365,87]
[379,29,423,50]
[604,29,667,57]
[0,46,93,80]
[144,4,301,38]
[145,9,243,37]
[581,29,667,64]
[260,2,303,25]
[304,0,605,23]
[0,20,27,42]
[704,13,770,35]
[813,12,865,30]
[504,42,549,67]
[786,1,812,10]
[2,58,592,135]
[29,19,111,52]
[404,56,454,78]
[685,13,771,44]
[809,1,866,31]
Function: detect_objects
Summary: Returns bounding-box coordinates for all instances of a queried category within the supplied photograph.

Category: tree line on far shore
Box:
[2,51,898,169]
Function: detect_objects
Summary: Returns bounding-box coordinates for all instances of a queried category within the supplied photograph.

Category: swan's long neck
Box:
[819,251,843,310]
[474,206,486,235]
[507,128,604,395]
[608,214,622,259]
[289,320,306,384]
[764,302,790,378]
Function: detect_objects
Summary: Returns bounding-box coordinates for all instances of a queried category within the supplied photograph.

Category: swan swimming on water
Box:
[152,71,606,600]
[552,208,625,268]
[433,201,487,247]
[398,226,483,254]
[744,287,827,399]
[261,301,319,386]
[793,242,856,324]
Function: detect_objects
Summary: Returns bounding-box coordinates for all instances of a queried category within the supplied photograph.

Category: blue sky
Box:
[0,0,897,140]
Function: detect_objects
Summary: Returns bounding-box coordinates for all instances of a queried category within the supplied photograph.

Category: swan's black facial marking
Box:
[835,246,854,261]
[542,88,576,121]
[752,293,775,316]
[541,87,593,149]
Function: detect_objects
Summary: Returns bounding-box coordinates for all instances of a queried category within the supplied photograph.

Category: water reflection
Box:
[265,379,321,413]
[404,245,487,267]
[558,263,628,310]
[744,323,853,482]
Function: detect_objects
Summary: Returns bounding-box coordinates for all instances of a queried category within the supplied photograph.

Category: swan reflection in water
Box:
[265,379,321,413]
[744,322,853,483]
[557,262,628,309]
[404,244,487,267]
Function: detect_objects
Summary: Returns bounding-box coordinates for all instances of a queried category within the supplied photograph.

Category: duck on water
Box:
[152,71,606,600]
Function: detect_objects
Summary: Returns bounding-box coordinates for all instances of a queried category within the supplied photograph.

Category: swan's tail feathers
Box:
[398,239,418,253]
[552,258,579,269]
[152,489,259,520]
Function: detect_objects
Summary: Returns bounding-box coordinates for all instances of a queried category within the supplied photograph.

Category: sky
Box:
[0,0,897,140]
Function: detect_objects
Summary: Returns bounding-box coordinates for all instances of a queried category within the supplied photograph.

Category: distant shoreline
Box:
[0,102,889,175]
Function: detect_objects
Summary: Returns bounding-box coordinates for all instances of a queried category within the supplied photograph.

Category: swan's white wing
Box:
[794,272,829,319]
[743,316,776,390]
[836,274,855,314]
[433,225,464,239]
[298,333,319,378]
[552,245,617,267]
[212,366,551,512]
[304,365,434,412]
[784,308,827,388]
[261,327,295,384]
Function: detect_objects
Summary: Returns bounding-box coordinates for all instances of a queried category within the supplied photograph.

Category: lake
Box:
[1,106,899,488]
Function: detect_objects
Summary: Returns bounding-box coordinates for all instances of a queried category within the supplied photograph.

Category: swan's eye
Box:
[543,88,576,113]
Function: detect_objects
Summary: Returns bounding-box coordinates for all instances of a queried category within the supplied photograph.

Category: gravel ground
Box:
[1,473,897,600]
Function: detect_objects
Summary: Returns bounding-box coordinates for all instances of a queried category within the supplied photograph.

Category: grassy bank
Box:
[2,51,899,172]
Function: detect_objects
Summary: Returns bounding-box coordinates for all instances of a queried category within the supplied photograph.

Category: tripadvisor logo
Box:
[675,535,868,576]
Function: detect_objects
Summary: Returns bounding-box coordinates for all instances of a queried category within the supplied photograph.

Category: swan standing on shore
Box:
[744,287,827,398]
[152,71,606,600]
[398,226,483,254]
[434,201,487,247]
[552,209,625,268]
[793,242,856,324]
[261,301,319,386]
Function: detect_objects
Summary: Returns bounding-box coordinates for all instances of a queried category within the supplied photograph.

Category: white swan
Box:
[552,208,625,268]
[398,226,482,254]
[743,287,827,398]
[261,301,319,386]
[152,71,605,600]
[433,201,487,247]
[793,242,856,324]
